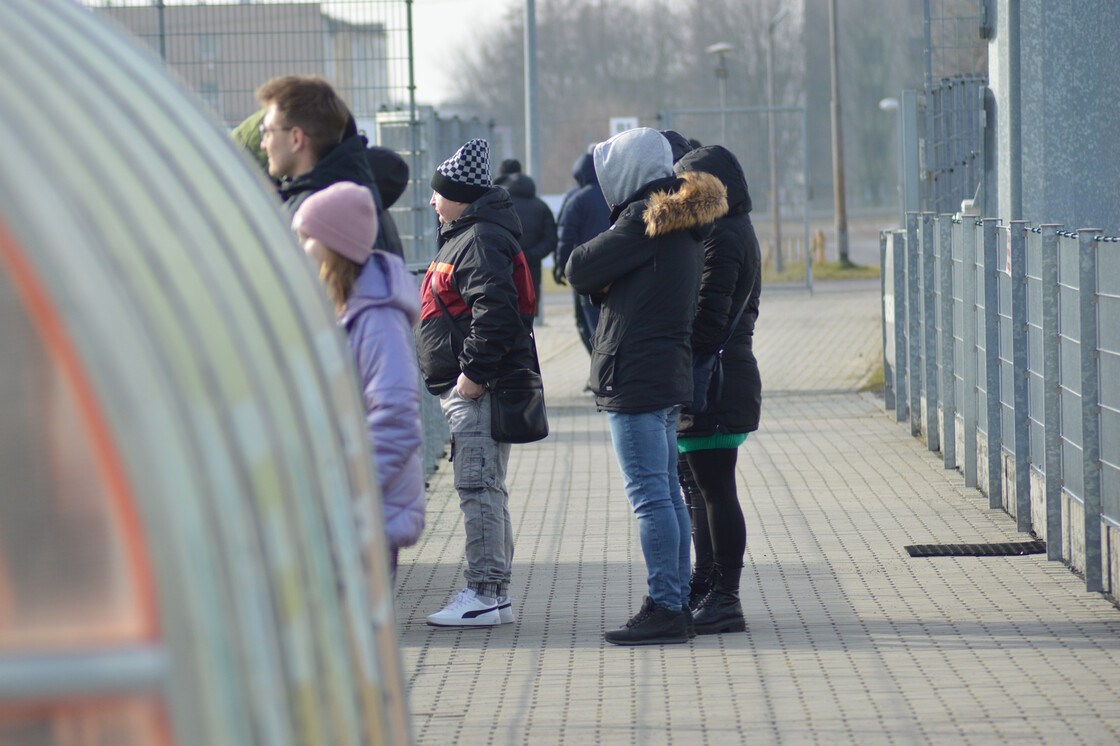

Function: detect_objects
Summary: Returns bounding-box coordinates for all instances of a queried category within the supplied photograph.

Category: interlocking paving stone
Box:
[395,282,1120,745]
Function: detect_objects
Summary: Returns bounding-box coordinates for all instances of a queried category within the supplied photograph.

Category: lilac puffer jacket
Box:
[339,251,425,550]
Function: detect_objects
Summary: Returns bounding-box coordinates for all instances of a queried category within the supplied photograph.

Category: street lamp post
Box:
[706,42,733,145]
[766,7,789,273]
[524,0,539,179]
[828,0,851,265]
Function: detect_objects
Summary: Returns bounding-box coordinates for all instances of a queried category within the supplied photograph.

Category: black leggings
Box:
[678,448,745,570]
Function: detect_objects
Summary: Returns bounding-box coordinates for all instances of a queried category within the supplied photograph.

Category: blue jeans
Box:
[440,388,514,599]
[607,407,691,609]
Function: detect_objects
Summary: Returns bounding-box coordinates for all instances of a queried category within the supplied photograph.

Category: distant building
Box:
[96,3,389,129]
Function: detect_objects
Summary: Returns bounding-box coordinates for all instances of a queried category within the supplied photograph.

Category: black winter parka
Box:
[566,172,728,413]
[673,146,762,436]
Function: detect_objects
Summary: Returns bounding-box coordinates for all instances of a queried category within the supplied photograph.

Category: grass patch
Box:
[541,270,567,295]
[762,260,880,284]
[545,259,880,292]
[859,362,885,394]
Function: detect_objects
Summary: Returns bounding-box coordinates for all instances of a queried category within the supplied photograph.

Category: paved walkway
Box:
[395,281,1120,745]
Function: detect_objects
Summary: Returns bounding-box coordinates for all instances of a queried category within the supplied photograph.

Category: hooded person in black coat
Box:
[567,128,727,645]
[495,159,557,321]
[555,151,611,355]
[365,144,410,258]
[672,144,762,636]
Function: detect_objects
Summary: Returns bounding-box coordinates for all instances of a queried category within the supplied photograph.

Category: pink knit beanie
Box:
[292,182,378,264]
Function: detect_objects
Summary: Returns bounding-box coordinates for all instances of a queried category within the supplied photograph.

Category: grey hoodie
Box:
[593,127,674,211]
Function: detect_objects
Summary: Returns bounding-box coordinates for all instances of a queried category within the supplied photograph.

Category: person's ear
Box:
[290,125,308,152]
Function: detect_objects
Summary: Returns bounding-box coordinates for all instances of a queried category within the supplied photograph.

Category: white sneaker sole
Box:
[498,601,514,624]
[426,608,500,627]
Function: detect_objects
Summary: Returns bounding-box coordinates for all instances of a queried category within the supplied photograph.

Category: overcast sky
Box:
[411,0,520,103]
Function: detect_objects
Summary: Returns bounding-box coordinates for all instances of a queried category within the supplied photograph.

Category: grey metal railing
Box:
[882,214,1120,595]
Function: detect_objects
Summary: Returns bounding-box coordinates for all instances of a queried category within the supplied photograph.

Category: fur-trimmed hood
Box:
[642,171,728,237]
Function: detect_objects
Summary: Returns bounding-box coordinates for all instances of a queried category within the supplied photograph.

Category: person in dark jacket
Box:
[555,151,610,355]
[567,128,727,645]
[673,145,762,635]
[660,129,697,164]
[494,159,557,322]
[365,144,410,258]
[414,139,537,627]
[255,75,384,226]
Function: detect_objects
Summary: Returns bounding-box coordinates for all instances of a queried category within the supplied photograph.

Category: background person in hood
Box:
[414,140,537,628]
[365,145,410,258]
[494,158,557,325]
[292,181,425,584]
[567,127,728,646]
[555,148,610,359]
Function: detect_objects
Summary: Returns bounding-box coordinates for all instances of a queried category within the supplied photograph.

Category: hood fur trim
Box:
[642,171,728,237]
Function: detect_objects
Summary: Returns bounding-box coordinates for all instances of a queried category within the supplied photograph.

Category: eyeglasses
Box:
[258,123,293,138]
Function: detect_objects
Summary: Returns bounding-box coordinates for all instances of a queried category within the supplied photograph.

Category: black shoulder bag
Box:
[690,296,749,415]
[432,289,549,444]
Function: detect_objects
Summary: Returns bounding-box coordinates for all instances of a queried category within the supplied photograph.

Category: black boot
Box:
[688,567,713,611]
[693,564,746,635]
[604,596,688,646]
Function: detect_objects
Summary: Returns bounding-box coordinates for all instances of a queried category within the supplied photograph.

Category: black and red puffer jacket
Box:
[414,187,537,395]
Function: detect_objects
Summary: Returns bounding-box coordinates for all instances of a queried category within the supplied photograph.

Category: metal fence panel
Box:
[1009,222,1031,530]
[1078,231,1103,591]
[1026,230,1046,476]
[961,219,979,487]
[1057,234,1084,502]
[998,226,1017,458]
[922,213,940,451]
[89,1,411,133]
[908,213,922,436]
[939,216,956,469]
[893,231,908,423]
[982,218,1002,505]
[1098,240,1120,523]
[661,106,811,288]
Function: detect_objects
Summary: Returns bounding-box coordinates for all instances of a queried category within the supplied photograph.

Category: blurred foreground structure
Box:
[0,1,410,742]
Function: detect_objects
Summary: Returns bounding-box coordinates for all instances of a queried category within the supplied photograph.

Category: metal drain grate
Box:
[904,541,1047,557]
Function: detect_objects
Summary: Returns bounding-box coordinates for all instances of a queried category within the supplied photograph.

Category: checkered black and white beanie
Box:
[431,138,492,204]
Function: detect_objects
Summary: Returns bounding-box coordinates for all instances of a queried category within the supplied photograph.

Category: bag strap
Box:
[431,282,466,350]
[714,293,750,352]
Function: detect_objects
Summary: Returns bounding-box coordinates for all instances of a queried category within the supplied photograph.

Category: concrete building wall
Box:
[989,0,1120,232]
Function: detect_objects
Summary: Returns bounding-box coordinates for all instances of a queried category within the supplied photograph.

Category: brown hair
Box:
[256,75,349,158]
[319,249,362,316]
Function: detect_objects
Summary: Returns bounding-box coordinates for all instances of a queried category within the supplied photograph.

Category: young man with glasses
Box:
[255,75,380,219]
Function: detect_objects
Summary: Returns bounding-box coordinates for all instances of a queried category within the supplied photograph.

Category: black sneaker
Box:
[604,596,688,646]
[683,605,696,639]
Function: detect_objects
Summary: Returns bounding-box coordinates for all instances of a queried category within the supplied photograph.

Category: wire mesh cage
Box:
[84,1,415,135]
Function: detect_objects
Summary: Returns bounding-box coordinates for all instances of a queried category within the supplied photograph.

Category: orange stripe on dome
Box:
[0,217,160,643]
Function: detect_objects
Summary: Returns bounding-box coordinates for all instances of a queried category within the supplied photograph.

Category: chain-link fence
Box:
[883,216,1120,597]
[81,0,472,472]
[86,0,414,134]
[659,106,811,288]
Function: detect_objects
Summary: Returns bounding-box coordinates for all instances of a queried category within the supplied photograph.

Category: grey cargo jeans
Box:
[439,388,514,599]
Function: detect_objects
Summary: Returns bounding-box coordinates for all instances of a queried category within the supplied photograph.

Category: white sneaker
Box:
[497,595,515,624]
[426,589,500,627]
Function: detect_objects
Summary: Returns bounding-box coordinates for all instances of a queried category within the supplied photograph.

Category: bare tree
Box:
[442,0,919,208]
